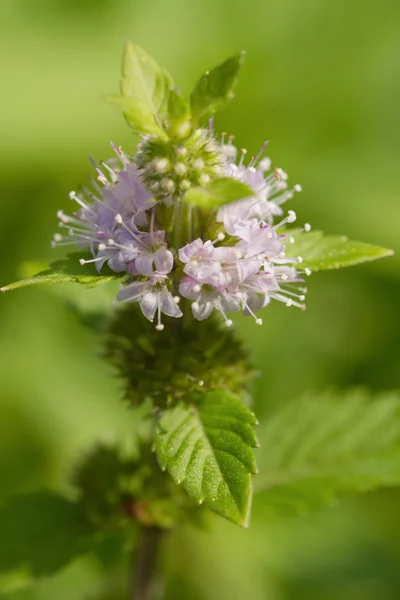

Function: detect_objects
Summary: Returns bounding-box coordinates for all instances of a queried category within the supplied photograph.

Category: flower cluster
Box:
[53,132,310,330]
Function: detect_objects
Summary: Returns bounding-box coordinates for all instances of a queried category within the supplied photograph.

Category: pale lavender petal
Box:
[140,292,158,321]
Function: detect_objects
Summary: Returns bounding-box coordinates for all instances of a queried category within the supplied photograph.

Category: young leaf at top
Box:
[167,89,191,137]
[254,389,400,517]
[184,177,253,210]
[155,390,259,527]
[0,253,125,293]
[0,492,94,577]
[286,230,393,271]
[106,42,173,138]
[190,51,246,127]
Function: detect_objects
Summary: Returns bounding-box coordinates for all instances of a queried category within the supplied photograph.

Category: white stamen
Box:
[217,232,225,241]
[255,318,263,325]
[294,184,302,192]
[98,243,106,251]
[286,299,293,307]
[155,324,165,331]
[304,223,311,232]
[305,268,312,276]
[114,213,123,224]
[297,256,303,263]
[287,210,297,223]
[173,296,181,304]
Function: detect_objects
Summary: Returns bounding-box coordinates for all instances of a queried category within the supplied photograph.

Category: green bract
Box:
[183,177,254,209]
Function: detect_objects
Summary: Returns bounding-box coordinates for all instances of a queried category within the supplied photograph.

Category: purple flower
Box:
[117,275,182,330]
[52,133,311,329]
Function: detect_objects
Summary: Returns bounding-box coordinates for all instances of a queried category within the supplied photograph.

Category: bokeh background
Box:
[1,0,400,598]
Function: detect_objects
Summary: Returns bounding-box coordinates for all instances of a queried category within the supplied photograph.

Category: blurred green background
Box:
[1,0,400,598]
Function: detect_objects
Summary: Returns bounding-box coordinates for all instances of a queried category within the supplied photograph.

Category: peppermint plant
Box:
[0,43,395,598]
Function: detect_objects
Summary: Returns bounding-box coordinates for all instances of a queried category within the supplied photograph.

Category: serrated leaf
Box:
[155,390,259,527]
[190,51,245,127]
[0,492,93,577]
[184,177,253,210]
[254,390,400,517]
[1,253,125,293]
[285,230,393,271]
[107,42,172,138]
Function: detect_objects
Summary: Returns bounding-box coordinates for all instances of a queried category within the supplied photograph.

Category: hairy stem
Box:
[131,527,164,600]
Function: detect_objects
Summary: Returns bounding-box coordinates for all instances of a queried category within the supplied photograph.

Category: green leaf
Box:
[107,42,173,138]
[184,177,253,210]
[190,51,246,127]
[0,492,93,576]
[155,390,259,527]
[0,253,125,293]
[167,90,190,136]
[254,390,400,517]
[285,230,393,271]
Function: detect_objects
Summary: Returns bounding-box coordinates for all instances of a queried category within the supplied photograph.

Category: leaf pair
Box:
[1,232,391,294]
[106,42,245,139]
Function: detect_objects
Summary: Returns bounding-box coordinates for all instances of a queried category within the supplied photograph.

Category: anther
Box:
[304,223,311,232]
[155,324,165,331]
[114,213,123,224]
[297,256,303,263]
[305,268,312,276]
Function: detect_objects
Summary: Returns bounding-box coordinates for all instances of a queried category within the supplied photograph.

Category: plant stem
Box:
[131,526,164,600]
